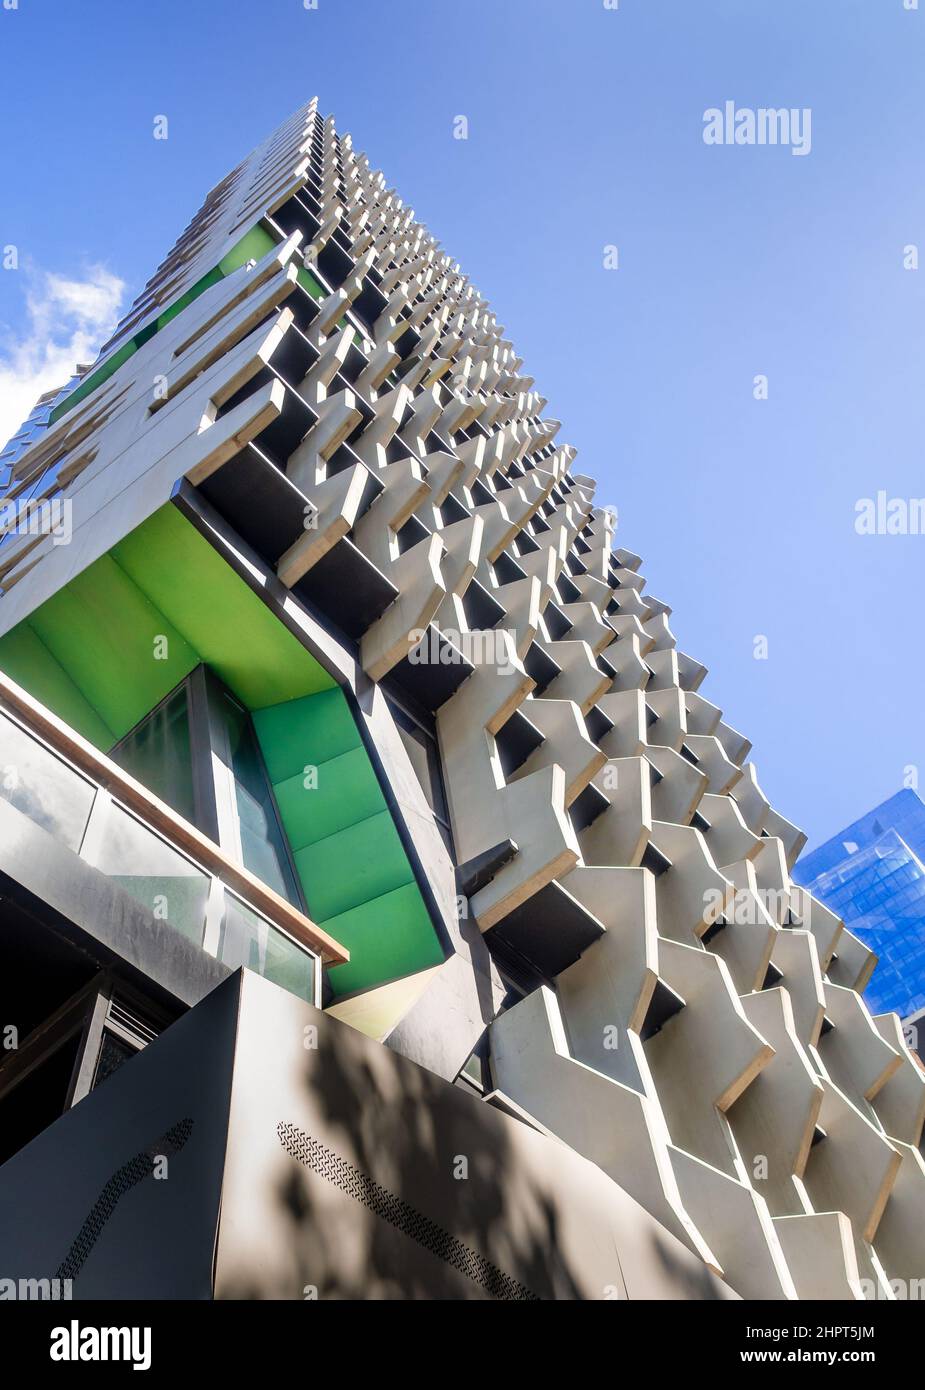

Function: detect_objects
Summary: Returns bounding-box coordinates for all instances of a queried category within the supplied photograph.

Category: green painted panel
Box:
[297,267,326,302]
[48,339,139,424]
[50,223,280,425]
[252,687,361,783]
[219,224,277,276]
[293,810,414,922]
[324,883,446,996]
[0,622,115,748]
[0,495,445,997]
[0,506,335,747]
[111,506,335,711]
[152,221,274,336]
[274,746,386,851]
[28,555,198,739]
[254,685,446,993]
[154,267,223,333]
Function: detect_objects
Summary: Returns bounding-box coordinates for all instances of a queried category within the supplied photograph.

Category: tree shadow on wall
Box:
[219,1016,588,1301]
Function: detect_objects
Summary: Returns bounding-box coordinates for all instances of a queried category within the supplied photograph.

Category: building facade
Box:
[794,790,925,1020]
[0,100,923,1301]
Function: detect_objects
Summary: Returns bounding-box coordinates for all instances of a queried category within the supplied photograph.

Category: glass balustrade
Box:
[0,705,319,1005]
[82,799,211,947]
[218,890,317,1004]
[0,709,96,850]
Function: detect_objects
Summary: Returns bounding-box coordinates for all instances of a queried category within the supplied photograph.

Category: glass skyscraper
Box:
[793,789,925,1018]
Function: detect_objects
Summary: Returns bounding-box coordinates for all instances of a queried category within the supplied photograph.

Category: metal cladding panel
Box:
[0,974,238,1299]
[213,970,737,1300]
[0,967,737,1300]
[0,967,734,1301]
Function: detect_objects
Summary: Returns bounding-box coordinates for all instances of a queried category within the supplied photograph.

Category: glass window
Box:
[110,685,196,826]
[106,668,304,909]
[388,699,452,836]
[0,709,96,850]
[215,690,302,907]
[86,801,210,945]
[218,891,316,1004]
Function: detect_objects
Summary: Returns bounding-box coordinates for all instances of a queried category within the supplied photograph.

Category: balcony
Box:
[0,669,349,1008]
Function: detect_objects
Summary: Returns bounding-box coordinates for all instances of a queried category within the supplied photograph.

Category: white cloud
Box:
[0,264,126,452]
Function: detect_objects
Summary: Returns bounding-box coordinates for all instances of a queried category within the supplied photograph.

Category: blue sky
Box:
[0,0,923,852]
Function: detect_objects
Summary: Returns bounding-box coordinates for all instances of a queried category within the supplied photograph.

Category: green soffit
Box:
[0,502,335,748]
[49,224,279,426]
[0,503,445,994]
[254,692,445,996]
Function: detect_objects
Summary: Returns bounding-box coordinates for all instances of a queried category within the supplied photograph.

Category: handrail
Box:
[0,668,349,966]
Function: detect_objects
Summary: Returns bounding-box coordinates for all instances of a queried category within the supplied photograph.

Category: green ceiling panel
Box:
[293,810,414,923]
[47,338,139,424]
[26,555,198,739]
[297,267,327,302]
[0,504,335,748]
[273,747,385,852]
[0,621,115,748]
[254,686,447,995]
[111,507,335,712]
[323,883,446,996]
[221,224,278,276]
[252,687,363,783]
[153,267,224,334]
[0,498,445,999]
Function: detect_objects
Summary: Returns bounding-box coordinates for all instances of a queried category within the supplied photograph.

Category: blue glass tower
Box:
[793,789,925,1018]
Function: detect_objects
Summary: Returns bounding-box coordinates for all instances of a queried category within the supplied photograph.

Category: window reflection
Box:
[86,801,210,946]
[0,710,95,850]
[110,685,196,826]
[218,891,316,1003]
[216,690,302,908]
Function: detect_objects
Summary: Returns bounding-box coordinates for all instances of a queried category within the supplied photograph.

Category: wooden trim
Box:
[0,670,349,966]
